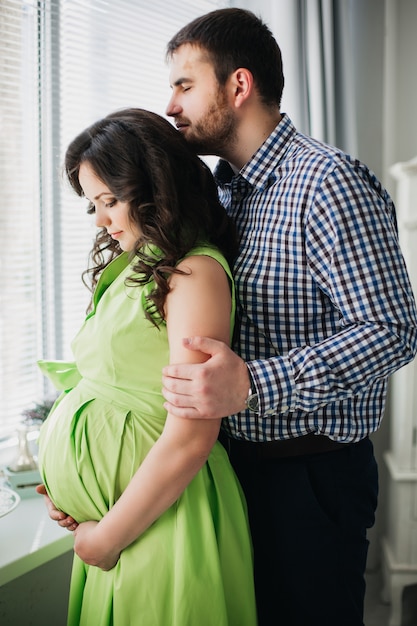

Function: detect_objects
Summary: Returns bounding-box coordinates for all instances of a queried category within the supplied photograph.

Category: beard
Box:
[183,88,237,157]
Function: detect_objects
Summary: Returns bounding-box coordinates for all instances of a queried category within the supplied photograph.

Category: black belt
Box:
[219,431,353,460]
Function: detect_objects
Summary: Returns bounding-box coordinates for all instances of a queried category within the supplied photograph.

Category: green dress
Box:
[37,245,257,626]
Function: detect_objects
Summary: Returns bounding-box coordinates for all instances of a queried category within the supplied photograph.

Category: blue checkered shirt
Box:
[215,115,417,442]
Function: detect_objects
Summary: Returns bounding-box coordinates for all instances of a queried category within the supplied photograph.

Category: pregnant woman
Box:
[37,108,257,626]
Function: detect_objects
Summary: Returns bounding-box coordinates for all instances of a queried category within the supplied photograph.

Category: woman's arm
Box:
[73,255,232,570]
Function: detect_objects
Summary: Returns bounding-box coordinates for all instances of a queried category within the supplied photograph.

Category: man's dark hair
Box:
[166,8,284,108]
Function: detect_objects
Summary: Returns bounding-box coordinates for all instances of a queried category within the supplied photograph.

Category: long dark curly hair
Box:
[64,108,238,323]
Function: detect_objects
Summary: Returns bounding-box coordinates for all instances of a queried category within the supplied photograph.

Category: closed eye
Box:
[86,198,117,214]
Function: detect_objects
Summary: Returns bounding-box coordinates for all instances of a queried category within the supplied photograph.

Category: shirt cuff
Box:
[246,356,297,416]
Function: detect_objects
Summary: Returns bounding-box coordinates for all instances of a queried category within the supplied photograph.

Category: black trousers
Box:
[227,437,378,626]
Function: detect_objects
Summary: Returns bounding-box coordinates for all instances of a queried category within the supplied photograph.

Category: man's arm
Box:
[162,164,417,423]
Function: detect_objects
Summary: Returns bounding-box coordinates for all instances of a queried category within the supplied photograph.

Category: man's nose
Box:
[166,96,181,117]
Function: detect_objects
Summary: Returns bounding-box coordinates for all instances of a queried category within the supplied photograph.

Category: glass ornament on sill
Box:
[8,423,39,473]
[3,398,56,498]
[4,422,42,498]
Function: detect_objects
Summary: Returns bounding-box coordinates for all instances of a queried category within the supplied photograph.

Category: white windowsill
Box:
[0,491,73,586]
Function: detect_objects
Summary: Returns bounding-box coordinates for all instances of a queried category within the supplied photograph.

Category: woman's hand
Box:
[36,484,78,531]
[73,521,121,571]
[37,484,119,570]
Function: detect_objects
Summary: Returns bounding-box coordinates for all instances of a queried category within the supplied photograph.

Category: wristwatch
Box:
[245,389,259,412]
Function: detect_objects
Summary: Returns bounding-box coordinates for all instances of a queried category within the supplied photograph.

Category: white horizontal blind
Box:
[0,0,228,437]
[0,0,42,435]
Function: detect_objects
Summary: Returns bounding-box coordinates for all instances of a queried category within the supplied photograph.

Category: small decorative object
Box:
[21,397,56,424]
[3,398,55,499]
[4,423,42,498]
[8,423,39,473]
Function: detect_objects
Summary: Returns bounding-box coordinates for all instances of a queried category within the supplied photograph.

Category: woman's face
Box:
[78,161,141,252]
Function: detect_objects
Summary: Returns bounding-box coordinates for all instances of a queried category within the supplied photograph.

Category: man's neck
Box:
[228,109,282,171]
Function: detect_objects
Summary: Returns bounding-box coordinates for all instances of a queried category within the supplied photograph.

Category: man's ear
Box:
[229,68,253,108]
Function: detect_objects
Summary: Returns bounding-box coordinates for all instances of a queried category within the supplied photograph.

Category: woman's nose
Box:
[94,205,109,228]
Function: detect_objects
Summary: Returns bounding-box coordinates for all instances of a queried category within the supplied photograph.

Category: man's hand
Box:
[36,484,78,531]
[162,336,250,419]
[74,521,121,571]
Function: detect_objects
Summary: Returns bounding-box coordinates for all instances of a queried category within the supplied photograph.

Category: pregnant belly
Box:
[38,393,158,522]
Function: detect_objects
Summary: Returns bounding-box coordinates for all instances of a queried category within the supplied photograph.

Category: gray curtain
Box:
[232,0,386,167]
[296,0,358,154]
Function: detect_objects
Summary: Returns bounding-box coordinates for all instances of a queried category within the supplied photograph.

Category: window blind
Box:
[0,0,228,437]
[0,0,42,435]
